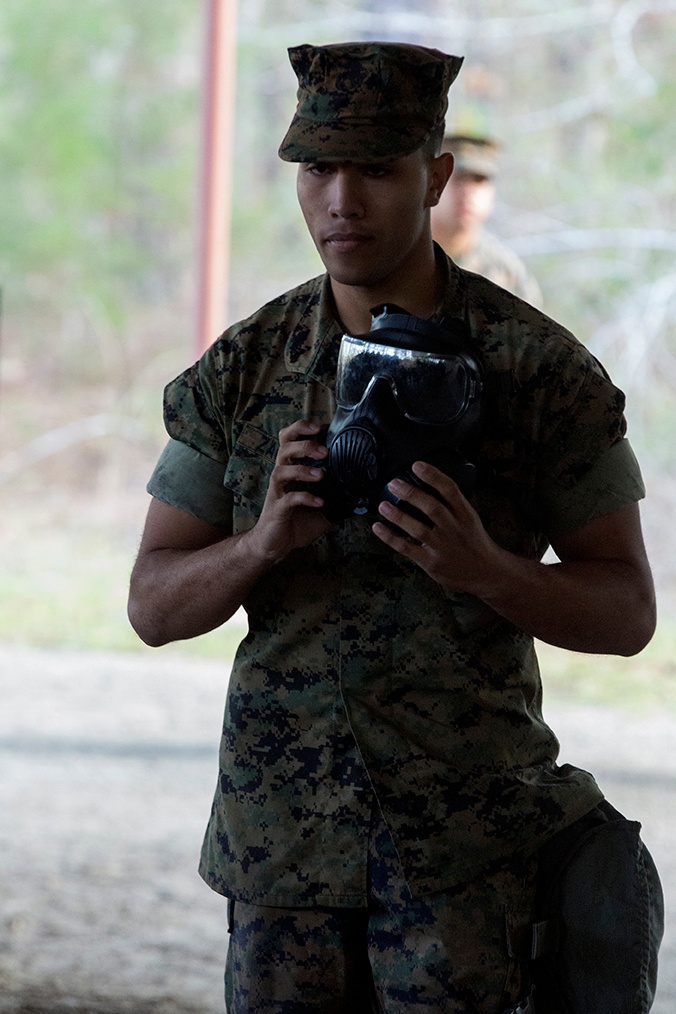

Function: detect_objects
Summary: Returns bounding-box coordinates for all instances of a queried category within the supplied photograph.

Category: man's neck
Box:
[329,251,443,336]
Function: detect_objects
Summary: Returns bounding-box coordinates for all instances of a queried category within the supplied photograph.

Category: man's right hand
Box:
[246,419,332,566]
[128,420,332,647]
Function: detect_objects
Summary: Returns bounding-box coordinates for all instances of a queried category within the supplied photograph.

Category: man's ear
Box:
[426,151,454,208]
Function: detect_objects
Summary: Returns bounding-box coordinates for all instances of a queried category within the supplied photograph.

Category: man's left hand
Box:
[372,460,500,594]
[372,459,656,658]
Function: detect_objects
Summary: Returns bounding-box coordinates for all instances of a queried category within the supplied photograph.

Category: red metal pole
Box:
[195,0,238,357]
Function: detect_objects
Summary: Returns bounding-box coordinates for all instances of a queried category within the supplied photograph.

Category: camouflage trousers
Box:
[224,812,536,1013]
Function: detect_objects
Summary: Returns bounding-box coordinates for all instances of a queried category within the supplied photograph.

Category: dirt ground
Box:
[1,641,674,1014]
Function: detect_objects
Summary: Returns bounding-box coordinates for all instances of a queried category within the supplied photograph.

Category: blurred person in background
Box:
[431,134,542,306]
[128,40,660,1014]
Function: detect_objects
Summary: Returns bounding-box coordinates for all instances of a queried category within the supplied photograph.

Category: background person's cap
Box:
[442,135,501,178]
[279,42,464,163]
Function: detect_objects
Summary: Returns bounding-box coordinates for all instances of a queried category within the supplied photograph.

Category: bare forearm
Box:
[128,529,271,647]
[472,549,656,656]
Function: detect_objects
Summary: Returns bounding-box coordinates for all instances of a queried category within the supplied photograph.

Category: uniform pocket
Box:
[224,423,278,530]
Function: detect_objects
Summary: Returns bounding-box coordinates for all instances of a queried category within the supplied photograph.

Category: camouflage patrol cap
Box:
[279,42,464,163]
[442,135,501,178]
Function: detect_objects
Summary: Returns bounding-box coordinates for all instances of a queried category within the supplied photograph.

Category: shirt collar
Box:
[284,252,465,383]
[284,274,343,386]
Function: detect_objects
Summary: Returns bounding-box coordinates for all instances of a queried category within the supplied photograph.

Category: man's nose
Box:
[328,171,364,218]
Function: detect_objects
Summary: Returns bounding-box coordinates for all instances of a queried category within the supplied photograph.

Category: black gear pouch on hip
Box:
[526,799,664,1014]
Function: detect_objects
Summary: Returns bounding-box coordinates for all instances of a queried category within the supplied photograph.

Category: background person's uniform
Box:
[453,228,542,306]
[148,254,645,1011]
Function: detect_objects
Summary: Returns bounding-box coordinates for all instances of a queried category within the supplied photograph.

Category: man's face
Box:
[296,149,442,290]
[435,170,495,233]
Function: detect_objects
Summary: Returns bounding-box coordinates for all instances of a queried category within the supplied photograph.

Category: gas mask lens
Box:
[335,335,479,425]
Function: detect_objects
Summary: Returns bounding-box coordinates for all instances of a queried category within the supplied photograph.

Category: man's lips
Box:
[323,231,373,252]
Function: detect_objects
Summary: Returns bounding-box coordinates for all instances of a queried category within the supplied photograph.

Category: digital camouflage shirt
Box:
[149,252,644,906]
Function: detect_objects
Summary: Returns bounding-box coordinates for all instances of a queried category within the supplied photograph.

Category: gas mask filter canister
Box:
[310,305,483,523]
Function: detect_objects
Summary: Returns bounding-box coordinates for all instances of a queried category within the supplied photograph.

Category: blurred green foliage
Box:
[0,0,200,378]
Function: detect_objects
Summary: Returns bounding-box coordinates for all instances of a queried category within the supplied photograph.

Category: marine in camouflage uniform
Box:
[432,135,542,306]
[130,42,656,1014]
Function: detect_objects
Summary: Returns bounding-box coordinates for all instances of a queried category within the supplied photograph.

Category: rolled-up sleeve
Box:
[147,439,233,531]
[533,438,645,535]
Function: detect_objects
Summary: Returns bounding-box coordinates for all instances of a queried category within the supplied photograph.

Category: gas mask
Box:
[310,304,483,523]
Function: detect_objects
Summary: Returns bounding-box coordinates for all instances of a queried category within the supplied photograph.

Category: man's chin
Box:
[328,272,386,296]
[321,253,387,289]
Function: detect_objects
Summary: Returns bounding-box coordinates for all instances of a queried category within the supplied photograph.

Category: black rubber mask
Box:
[314,304,483,522]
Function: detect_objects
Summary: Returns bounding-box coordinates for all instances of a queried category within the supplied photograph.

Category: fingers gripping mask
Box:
[311,304,484,522]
